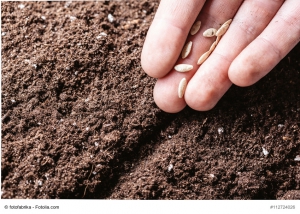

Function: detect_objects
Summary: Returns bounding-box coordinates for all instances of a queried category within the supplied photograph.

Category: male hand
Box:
[141,0,300,113]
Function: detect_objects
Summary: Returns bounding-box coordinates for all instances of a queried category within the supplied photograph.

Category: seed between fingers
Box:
[178,78,187,98]
[174,64,193,72]
[197,50,211,65]
[190,21,201,35]
[209,40,218,52]
[216,19,232,37]
[203,28,217,37]
[181,41,193,59]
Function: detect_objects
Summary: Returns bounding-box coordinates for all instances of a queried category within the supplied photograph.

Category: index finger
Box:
[141,0,205,78]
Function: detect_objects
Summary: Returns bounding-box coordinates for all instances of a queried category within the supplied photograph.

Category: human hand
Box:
[141,0,300,113]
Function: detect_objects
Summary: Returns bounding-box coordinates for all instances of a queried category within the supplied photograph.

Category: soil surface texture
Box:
[1,1,300,199]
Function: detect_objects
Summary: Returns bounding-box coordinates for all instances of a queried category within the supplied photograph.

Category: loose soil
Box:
[1,1,300,199]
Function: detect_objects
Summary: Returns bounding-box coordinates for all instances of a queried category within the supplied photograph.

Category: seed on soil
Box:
[216,19,232,37]
[174,64,193,72]
[294,155,300,161]
[178,78,187,98]
[197,50,211,65]
[203,28,217,37]
[190,21,201,35]
[181,41,193,59]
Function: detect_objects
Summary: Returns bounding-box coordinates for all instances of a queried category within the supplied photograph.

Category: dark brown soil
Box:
[1,1,300,199]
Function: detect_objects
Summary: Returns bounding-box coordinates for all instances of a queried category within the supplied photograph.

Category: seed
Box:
[216,35,221,44]
[178,78,187,98]
[181,41,193,59]
[174,64,193,72]
[223,19,233,26]
[216,19,232,37]
[209,40,218,52]
[197,50,211,65]
[190,21,201,35]
[203,28,217,37]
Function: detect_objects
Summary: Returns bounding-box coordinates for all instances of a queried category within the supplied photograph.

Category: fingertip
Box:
[141,44,169,79]
[185,85,217,111]
[228,57,253,87]
[229,50,264,87]
[153,78,187,113]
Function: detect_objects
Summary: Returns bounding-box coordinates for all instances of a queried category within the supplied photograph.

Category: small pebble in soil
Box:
[18,4,25,9]
[64,1,71,8]
[96,32,107,39]
[108,14,114,22]
[262,147,269,156]
[278,124,284,128]
[282,136,292,141]
[45,174,49,180]
[69,16,77,22]
[294,155,300,161]
[217,127,224,135]
[167,164,173,172]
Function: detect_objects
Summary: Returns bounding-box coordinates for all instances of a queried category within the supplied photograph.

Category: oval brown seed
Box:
[174,64,193,72]
[203,28,217,37]
[216,19,232,37]
[178,78,187,98]
[197,50,211,65]
[181,41,193,59]
[190,21,201,35]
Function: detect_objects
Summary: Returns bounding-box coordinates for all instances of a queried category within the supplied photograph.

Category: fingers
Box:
[229,0,300,87]
[185,0,285,111]
[153,0,243,112]
[141,0,205,79]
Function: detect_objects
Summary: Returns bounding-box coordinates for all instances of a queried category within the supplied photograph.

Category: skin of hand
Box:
[141,0,300,113]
